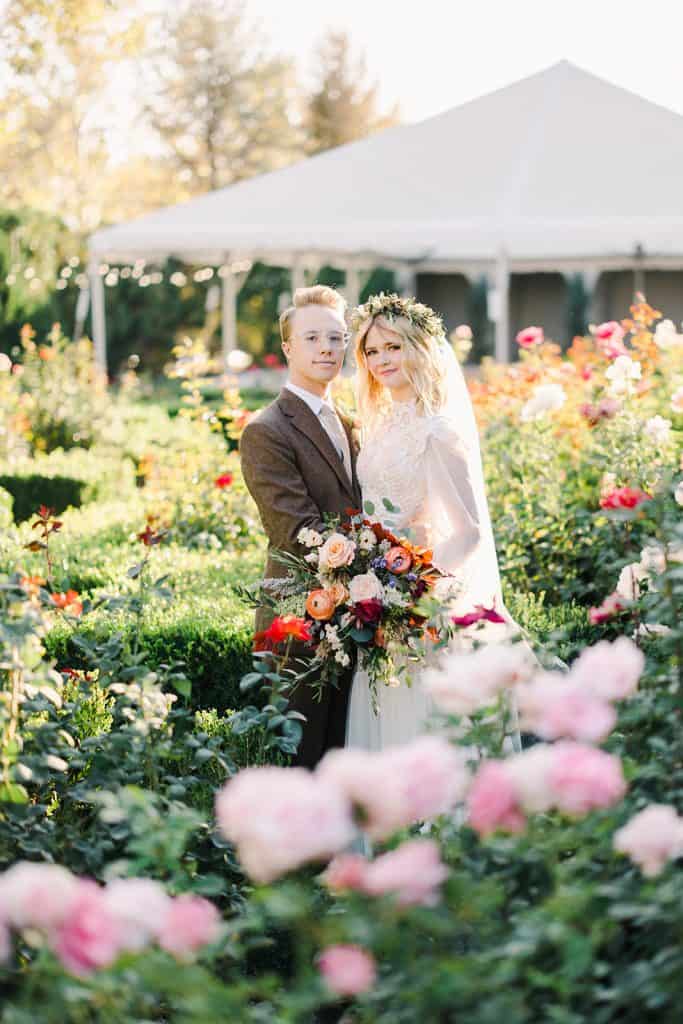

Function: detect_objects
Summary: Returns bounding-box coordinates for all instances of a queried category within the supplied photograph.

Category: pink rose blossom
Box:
[594,321,627,359]
[362,839,449,906]
[318,737,468,840]
[516,326,544,349]
[322,853,368,892]
[570,636,644,702]
[0,862,80,932]
[318,944,376,996]
[613,804,683,877]
[422,643,533,716]
[549,742,626,816]
[318,532,356,570]
[157,894,221,958]
[104,878,171,951]
[467,761,526,836]
[589,592,627,624]
[504,745,557,813]
[516,673,616,743]
[51,880,125,976]
[215,766,355,882]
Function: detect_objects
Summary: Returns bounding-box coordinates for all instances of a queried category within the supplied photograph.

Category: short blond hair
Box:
[279,285,347,345]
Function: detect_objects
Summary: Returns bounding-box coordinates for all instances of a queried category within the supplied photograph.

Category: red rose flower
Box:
[599,487,651,510]
[351,600,383,625]
[214,473,234,489]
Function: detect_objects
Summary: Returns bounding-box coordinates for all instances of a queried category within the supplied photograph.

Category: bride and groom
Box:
[240,284,510,769]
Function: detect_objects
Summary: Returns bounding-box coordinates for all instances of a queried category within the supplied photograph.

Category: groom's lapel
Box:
[338,412,363,509]
[278,389,355,498]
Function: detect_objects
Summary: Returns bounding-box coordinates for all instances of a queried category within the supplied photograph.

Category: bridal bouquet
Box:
[258,506,454,703]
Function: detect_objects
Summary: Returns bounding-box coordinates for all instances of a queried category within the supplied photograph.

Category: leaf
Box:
[172,677,192,700]
[0,782,29,804]
[363,500,375,516]
[127,563,144,579]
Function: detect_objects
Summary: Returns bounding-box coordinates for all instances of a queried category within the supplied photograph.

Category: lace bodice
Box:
[357,400,431,536]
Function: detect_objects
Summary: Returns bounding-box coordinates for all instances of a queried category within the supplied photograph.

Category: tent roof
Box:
[90,61,683,265]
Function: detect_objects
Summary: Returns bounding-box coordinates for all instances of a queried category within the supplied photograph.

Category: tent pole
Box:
[494,249,510,363]
[88,257,107,377]
[221,264,237,371]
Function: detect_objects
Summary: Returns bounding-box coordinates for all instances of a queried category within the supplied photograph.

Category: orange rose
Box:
[385,546,413,575]
[305,589,336,621]
[328,581,349,607]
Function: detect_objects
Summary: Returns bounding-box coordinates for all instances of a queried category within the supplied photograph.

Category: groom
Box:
[239,284,362,768]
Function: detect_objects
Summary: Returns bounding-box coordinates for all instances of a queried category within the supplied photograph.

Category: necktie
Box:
[319,402,352,481]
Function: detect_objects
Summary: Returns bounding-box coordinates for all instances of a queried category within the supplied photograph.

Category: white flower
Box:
[675,481,683,506]
[643,415,672,445]
[654,319,683,349]
[382,586,409,609]
[358,528,377,552]
[334,650,351,668]
[635,623,672,639]
[297,527,323,548]
[605,355,642,396]
[304,551,319,564]
[639,543,667,576]
[0,353,11,372]
[616,562,649,600]
[520,383,566,422]
[432,575,462,604]
[324,624,342,649]
[349,572,384,604]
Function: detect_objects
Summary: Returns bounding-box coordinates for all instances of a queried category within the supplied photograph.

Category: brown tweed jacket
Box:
[239,387,362,630]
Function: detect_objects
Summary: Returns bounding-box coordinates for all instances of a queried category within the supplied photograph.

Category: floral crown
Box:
[350,292,445,339]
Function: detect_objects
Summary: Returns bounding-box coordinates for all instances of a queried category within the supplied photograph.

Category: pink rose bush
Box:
[422,643,534,716]
[613,805,683,877]
[516,636,643,742]
[215,766,355,882]
[318,944,377,996]
[317,736,469,841]
[323,839,449,907]
[467,742,626,836]
[0,863,220,976]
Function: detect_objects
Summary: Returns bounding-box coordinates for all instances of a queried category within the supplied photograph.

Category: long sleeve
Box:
[239,419,325,553]
[423,418,481,575]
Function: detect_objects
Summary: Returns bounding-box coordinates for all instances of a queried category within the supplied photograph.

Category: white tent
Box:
[89,60,683,367]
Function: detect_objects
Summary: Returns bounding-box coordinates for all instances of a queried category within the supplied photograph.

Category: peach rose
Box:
[385,546,413,574]
[318,532,356,570]
[306,589,336,621]
[328,581,349,607]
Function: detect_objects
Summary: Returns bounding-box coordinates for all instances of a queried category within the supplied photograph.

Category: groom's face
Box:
[282,304,347,395]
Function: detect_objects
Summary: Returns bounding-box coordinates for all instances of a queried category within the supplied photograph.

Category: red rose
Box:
[214,473,234,489]
[352,600,383,625]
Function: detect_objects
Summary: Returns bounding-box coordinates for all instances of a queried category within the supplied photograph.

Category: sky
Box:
[251,0,683,124]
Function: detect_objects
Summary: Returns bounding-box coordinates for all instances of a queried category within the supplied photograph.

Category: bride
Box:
[345,293,516,752]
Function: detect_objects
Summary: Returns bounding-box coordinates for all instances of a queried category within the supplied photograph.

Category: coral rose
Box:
[318,532,356,570]
[384,546,413,574]
[306,589,336,621]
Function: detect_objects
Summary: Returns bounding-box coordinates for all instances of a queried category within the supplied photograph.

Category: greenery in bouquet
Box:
[257,504,455,706]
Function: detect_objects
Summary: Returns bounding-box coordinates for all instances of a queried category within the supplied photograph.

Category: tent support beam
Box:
[493,249,510,362]
[89,258,107,376]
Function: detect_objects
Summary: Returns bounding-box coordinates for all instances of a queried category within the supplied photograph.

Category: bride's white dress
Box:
[346,398,506,751]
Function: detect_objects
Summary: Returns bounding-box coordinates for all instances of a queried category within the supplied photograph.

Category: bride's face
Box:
[363,322,413,396]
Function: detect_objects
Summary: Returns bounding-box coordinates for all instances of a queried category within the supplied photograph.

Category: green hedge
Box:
[1,447,136,523]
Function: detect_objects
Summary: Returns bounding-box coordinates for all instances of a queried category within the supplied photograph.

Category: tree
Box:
[304,31,399,155]
[140,0,303,193]
[0,0,149,232]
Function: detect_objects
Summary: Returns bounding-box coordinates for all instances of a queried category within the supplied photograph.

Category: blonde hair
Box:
[354,314,449,422]
[279,285,347,345]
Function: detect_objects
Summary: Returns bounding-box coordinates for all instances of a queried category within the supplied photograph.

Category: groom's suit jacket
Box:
[239,387,362,767]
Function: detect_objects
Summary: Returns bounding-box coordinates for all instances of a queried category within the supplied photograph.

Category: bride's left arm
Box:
[424,418,481,573]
